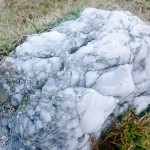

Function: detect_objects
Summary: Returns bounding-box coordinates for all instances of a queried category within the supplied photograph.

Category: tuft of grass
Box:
[91,107,150,150]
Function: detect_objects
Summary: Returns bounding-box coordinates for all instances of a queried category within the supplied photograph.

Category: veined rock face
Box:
[0,7,150,150]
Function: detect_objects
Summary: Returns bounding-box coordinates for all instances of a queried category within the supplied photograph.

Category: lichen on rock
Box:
[0,7,150,150]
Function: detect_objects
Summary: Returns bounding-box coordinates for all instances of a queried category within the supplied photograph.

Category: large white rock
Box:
[0,7,150,150]
[93,64,135,97]
[77,89,117,133]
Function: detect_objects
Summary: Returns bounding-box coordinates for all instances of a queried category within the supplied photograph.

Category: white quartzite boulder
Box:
[0,7,150,150]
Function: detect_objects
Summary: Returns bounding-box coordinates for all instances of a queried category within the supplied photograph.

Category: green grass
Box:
[91,107,150,150]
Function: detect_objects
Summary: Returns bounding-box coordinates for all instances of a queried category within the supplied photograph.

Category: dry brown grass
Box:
[0,0,85,60]
[86,0,150,21]
[91,107,150,150]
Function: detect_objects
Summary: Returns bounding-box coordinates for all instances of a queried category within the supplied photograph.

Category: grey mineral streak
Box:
[0,7,150,150]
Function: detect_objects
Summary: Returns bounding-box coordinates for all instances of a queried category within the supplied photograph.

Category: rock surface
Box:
[0,7,150,150]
